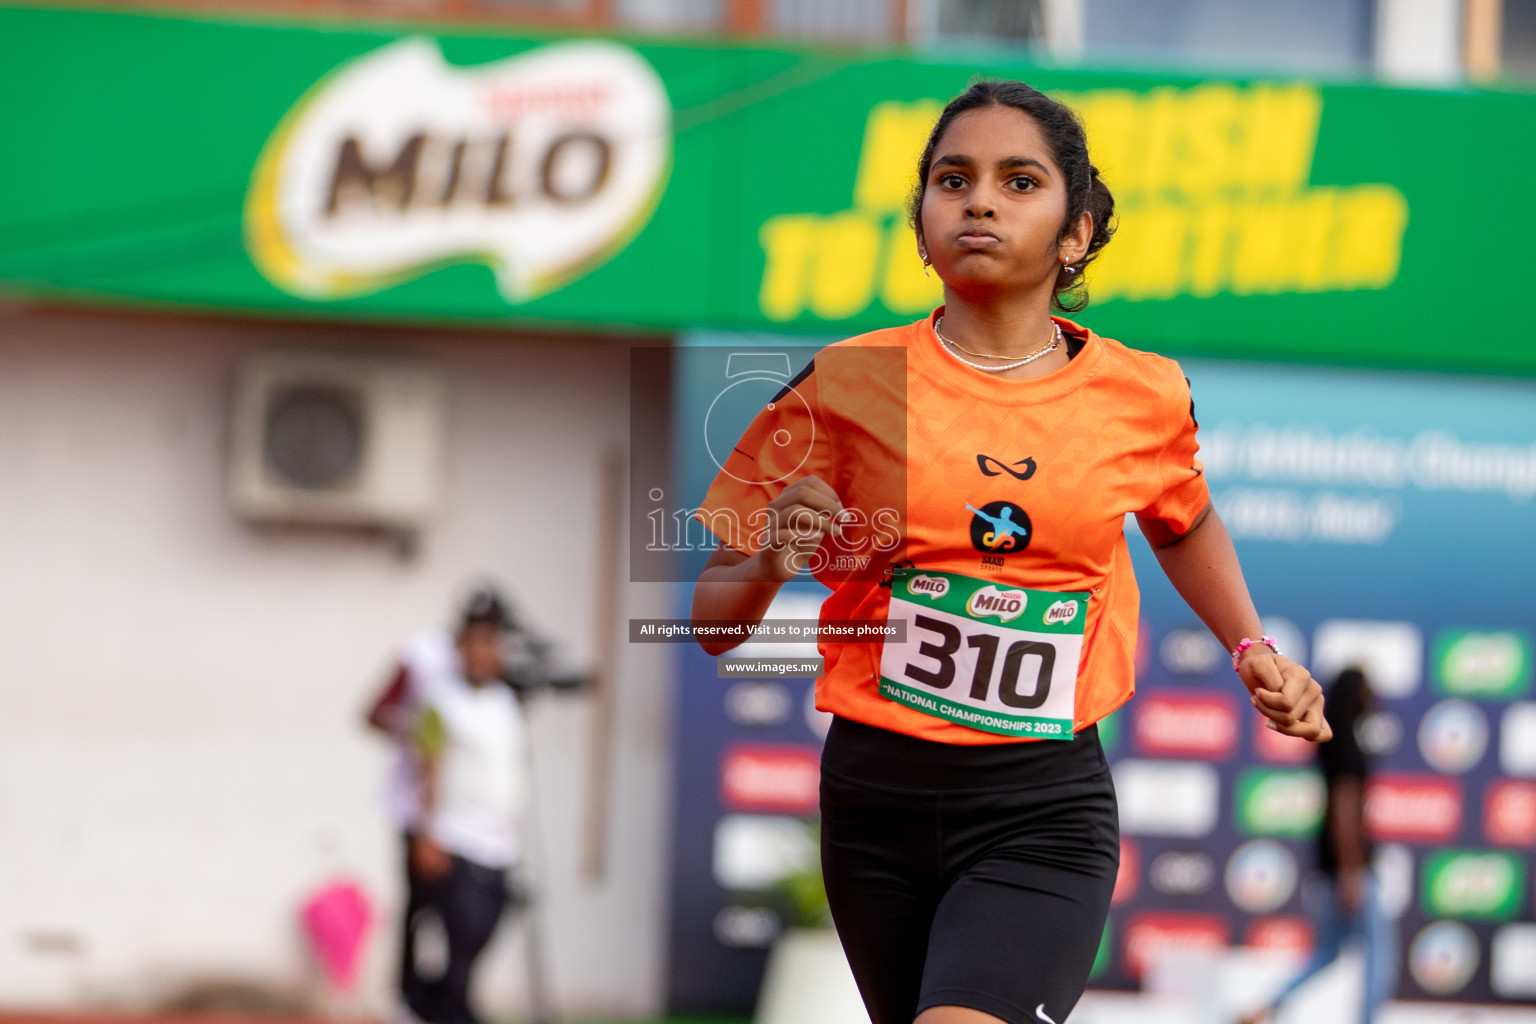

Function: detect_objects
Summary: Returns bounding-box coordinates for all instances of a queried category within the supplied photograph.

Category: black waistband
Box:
[820,715,1108,794]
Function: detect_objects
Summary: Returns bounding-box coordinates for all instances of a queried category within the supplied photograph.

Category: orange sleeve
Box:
[1139,372,1210,535]
[695,361,835,556]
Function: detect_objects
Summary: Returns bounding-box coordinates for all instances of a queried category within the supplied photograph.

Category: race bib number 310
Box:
[879,569,1087,739]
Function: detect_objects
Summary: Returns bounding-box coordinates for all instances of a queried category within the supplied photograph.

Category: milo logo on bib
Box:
[879,569,1088,740]
[967,586,1026,621]
[1044,600,1079,625]
[907,574,950,599]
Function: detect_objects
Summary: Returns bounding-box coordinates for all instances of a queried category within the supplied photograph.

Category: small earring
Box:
[921,257,931,278]
[1064,265,1077,276]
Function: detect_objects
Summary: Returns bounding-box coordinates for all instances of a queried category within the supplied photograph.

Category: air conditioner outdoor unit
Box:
[229,351,446,530]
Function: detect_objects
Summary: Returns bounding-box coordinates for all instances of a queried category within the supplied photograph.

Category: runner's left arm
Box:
[1138,503,1332,742]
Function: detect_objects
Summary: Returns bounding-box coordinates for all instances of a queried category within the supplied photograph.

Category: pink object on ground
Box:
[300,879,374,991]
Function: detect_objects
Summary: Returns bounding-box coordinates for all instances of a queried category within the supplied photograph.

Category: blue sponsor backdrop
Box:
[661,341,1536,1014]
[1108,360,1536,1003]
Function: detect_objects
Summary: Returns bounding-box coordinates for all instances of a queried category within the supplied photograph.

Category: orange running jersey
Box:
[698,310,1209,745]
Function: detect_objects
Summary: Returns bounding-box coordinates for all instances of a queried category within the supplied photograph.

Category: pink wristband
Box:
[1232,635,1280,673]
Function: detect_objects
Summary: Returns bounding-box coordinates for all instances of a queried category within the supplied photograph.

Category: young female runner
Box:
[691,80,1331,1024]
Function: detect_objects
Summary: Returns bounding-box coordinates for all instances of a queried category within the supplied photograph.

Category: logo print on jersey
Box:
[976,454,1037,480]
[967,586,1027,622]
[1035,1006,1057,1024]
[907,574,950,599]
[967,500,1032,554]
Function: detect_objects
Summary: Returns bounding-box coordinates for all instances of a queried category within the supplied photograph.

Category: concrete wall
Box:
[0,305,675,1018]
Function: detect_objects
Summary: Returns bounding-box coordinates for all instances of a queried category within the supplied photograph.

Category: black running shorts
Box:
[819,715,1119,1024]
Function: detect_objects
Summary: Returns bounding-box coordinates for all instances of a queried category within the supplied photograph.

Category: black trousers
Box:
[400,836,511,1024]
[820,717,1119,1024]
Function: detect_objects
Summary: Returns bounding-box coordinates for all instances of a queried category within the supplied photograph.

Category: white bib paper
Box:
[878,569,1087,739]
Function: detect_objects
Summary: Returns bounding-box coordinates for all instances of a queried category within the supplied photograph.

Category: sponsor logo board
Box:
[1134,692,1239,759]
[1159,627,1226,675]
[1311,619,1422,698]
[1123,912,1229,979]
[1235,769,1325,836]
[723,681,792,726]
[1114,760,1221,837]
[1433,629,1531,698]
[1490,923,1536,998]
[713,905,782,949]
[1149,851,1216,897]
[1374,844,1416,920]
[1484,779,1536,847]
[1113,838,1140,906]
[247,39,671,302]
[711,814,815,891]
[1261,617,1308,670]
[1500,703,1536,776]
[1090,920,1113,980]
[1355,710,1403,757]
[1365,775,1463,843]
[1253,713,1316,764]
[1418,700,1490,774]
[719,744,821,814]
[1225,840,1299,913]
[1408,920,1480,995]
[1245,916,1313,953]
[1421,850,1524,920]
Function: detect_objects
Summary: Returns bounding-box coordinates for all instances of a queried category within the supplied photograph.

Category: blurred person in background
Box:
[1241,667,1394,1024]
[366,589,528,1024]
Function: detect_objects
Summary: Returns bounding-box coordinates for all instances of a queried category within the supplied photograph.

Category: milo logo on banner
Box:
[247,39,671,302]
[1422,850,1524,919]
[1434,630,1532,698]
[1234,769,1326,836]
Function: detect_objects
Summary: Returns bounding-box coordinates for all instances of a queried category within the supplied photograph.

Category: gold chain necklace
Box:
[934,316,1062,373]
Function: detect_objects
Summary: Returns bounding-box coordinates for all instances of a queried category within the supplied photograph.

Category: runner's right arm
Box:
[690,475,843,656]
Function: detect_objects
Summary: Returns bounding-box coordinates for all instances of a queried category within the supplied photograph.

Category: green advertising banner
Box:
[2,4,1534,372]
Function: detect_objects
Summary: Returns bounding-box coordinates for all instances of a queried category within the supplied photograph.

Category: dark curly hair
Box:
[908,79,1116,313]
